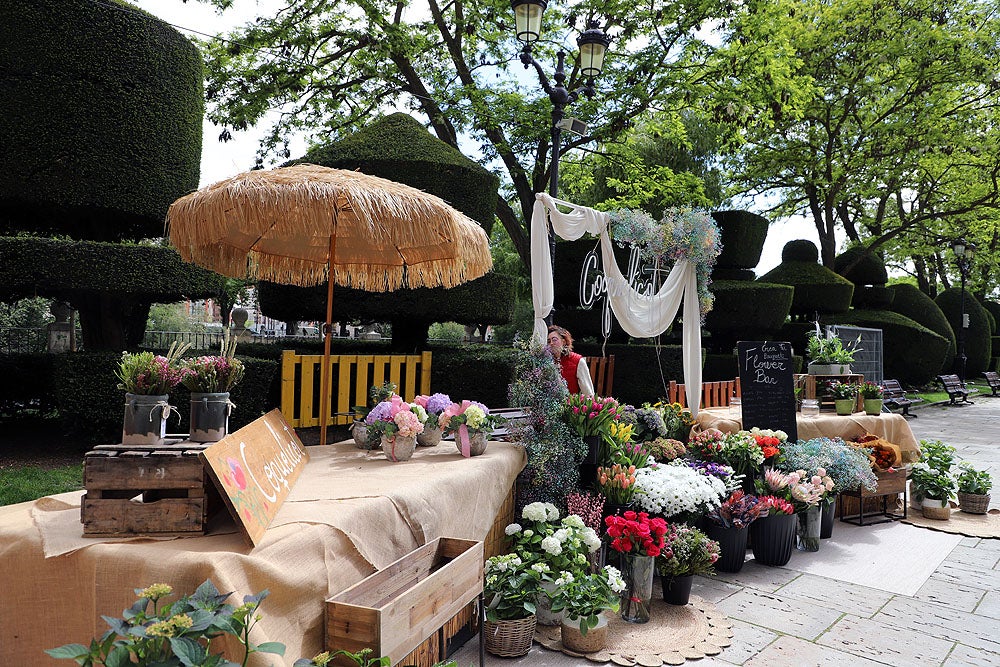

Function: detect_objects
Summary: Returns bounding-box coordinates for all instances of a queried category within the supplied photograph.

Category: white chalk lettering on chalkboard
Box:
[743,346,786,383]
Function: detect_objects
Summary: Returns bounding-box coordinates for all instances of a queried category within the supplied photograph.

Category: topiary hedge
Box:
[852,286,895,310]
[758,261,854,316]
[0,237,228,302]
[889,283,955,374]
[295,113,499,231]
[704,280,793,351]
[0,0,203,241]
[782,239,820,263]
[834,246,888,286]
[0,353,55,414]
[711,210,769,270]
[257,273,515,333]
[826,310,950,386]
[935,288,992,376]
[981,300,1000,334]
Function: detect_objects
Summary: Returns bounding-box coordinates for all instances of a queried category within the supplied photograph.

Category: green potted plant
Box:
[47,580,285,666]
[482,553,543,657]
[655,525,720,605]
[858,381,884,416]
[548,566,625,654]
[115,342,191,446]
[806,327,861,375]
[956,461,992,514]
[826,380,858,416]
[910,461,957,520]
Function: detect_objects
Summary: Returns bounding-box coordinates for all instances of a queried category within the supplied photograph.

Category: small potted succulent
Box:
[956,462,992,514]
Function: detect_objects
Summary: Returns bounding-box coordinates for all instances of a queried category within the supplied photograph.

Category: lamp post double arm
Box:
[511,0,609,324]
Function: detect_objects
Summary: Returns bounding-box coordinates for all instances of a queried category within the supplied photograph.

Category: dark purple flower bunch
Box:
[688,459,735,481]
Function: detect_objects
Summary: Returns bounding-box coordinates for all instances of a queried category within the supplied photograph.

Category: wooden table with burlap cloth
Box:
[0,441,525,666]
[693,409,921,462]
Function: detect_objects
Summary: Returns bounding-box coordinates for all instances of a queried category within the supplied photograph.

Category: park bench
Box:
[667,378,742,409]
[881,379,922,417]
[984,371,1000,396]
[935,374,977,405]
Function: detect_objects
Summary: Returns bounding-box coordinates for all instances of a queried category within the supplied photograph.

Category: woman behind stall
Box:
[547,325,595,398]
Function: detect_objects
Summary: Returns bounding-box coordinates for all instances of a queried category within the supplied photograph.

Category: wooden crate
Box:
[82,441,217,536]
[839,468,907,525]
[325,537,484,666]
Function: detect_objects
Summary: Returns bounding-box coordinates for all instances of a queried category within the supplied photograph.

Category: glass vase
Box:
[796,505,821,552]
[619,553,654,623]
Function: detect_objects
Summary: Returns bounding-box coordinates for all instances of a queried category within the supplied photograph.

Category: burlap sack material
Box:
[903,507,1000,539]
[534,594,732,666]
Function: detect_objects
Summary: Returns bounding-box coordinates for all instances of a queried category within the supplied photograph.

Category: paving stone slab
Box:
[930,559,1000,591]
[875,596,1000,655]
[714,562,800,593]
[976,590,1000,621]
[942,642,1000,667]
[776,573,893,618]
[818,613,953,666]
[944,545,1000,570]
[743,635,890,667]
[692,576,744,604]
[714,589,842,640]
[914,575,987,613]
[713,620,778,665]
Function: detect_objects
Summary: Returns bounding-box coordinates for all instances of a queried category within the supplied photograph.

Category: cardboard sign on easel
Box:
[200,409,310,546]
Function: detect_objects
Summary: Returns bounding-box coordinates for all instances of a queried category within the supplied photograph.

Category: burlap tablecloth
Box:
[694,409,921,462]
[0,441,525,666]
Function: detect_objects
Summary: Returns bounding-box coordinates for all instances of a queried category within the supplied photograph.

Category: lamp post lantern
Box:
[951,238,974,381]
[510,0,609,324]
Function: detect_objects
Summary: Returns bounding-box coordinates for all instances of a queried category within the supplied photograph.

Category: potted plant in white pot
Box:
[911,461,957,520]
[806,325,861,375]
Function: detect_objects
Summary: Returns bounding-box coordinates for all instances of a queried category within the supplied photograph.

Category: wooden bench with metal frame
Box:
[881,379,922,417]
[983,371,1000,396]
[936,373,977,405]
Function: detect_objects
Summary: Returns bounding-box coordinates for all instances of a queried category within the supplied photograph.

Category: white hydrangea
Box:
[504,523,522,536]
[633,462,727,517]
[554,571,574,586]
[582,528,602,552]
[541,536,562,555]
[544,503,560,521]
[553,528,570,543]
[522,502,549,522]
[604,565,626,593]
[522,529,534,538]
[531,563,550,574]
[562,514,585,529]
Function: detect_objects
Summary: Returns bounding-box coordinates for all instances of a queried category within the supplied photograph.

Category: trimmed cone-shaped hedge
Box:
[890,283,956,374]
[934,288,992,377]
[826,310,949,386]
[834,247,888,286]
[0,0,203,241]
[782,240,820,263]
[704,280,793,352]
[711,210,769,270]
[981,300,1000,334]
[758,261,854,316]
[296,113,499,231]
[852,286,895,309]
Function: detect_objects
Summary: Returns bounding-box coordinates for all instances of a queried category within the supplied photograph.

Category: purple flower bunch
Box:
[414,393,452,428]
[365,401,395,425]
[705,490,764,529]
[116,346,192,396]
[180,355,245,393]
[688,459,736,482]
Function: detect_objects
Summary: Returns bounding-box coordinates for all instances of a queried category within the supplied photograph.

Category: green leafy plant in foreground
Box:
[47,580,284,666]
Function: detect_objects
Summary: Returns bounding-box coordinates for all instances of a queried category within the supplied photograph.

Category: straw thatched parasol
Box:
[167,164,492,444]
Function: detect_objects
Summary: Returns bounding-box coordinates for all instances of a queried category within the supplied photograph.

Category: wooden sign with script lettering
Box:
[737,341,797,441]
[200,409,310,546]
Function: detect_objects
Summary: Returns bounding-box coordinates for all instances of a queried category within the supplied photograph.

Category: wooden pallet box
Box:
[81,442,217,536]
[325,537,483,666]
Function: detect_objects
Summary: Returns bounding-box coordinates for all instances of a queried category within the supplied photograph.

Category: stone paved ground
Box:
[452,396,1000,666]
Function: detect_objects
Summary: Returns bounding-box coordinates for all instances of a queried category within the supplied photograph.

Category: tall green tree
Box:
[721,0,1000,270]
[192,0,793,269]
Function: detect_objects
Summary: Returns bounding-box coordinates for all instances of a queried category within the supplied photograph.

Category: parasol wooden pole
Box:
[319,231,337,446]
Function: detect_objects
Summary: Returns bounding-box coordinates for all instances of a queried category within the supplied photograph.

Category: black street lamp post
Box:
[951,238,975,381]
[510,0,609,324]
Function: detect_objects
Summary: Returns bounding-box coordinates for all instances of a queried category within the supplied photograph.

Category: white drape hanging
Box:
[530,193,703,414]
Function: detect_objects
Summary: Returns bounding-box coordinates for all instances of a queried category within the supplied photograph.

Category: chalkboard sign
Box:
[737,341,797,441]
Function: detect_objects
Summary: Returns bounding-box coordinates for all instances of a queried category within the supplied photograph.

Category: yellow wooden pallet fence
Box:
[280,350,433,427]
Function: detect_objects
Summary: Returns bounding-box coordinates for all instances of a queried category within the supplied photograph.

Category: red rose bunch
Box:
[754,434,782,461]
[605,510,668,558]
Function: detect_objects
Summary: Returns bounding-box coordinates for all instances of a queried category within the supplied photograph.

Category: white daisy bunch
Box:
[604,565,626,593]
[634,461,727,518]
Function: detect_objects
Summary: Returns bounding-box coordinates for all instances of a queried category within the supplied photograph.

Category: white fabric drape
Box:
[530,193,702,414]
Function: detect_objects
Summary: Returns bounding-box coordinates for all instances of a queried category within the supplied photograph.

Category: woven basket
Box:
[484,615,536,657]
[958,492,991,515]
[921,501,951,521]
